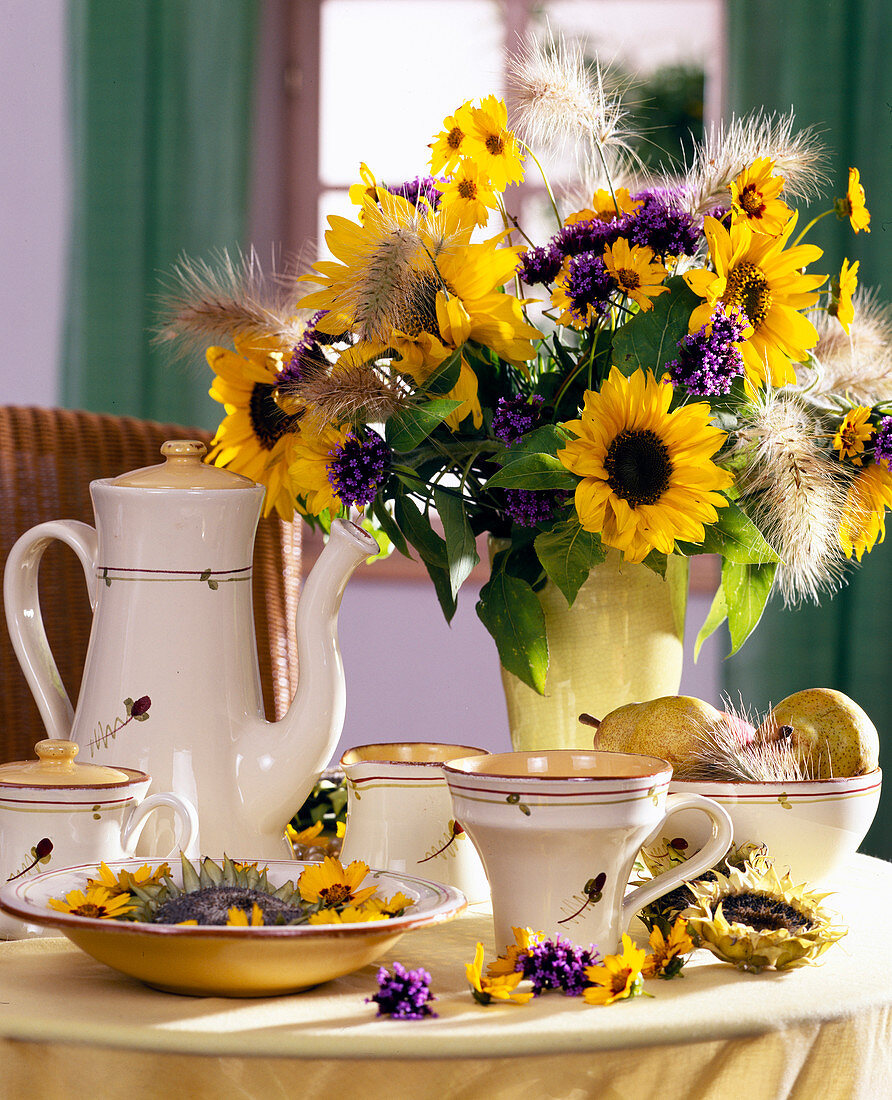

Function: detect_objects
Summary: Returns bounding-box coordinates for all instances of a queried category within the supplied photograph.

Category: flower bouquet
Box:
[160,38,886,701]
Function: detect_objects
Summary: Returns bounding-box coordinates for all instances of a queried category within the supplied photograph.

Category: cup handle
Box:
[621,793,733,927]
[121,793,199,859]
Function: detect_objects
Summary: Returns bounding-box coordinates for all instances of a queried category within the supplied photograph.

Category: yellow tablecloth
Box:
[1,855,891,1100]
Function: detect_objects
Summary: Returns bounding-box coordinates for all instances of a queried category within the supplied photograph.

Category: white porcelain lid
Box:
[0,739,131,787]
[111,440,255,489]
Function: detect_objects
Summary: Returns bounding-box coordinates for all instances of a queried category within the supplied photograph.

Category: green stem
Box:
[792,207,832,246]
[519,139,561,227]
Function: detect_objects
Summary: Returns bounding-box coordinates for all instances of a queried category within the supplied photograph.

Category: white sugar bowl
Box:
[0,739,197,938]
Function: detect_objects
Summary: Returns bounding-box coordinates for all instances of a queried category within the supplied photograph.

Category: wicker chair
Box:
[0,407,301,764]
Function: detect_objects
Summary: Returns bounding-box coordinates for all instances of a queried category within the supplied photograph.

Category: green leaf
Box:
[434,487,480,599]
[641,549,668,577]
[423,559,458,622]
[394,496,447,569]
[476,572,548,693]
[677,502,779,564]
[372,497,409,558]
[610,276,700,377]
[534,521,606,606]
[722,559,777,656]
[385,399,462,452]
[484,453,578,491]
[418,349,462,396]
[694,583,727,661]
[503,424,572,458]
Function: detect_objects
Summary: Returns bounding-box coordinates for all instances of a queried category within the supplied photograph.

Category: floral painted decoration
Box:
[159,32,886,691]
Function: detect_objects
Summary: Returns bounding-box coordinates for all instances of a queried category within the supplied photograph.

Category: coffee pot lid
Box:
[0,739,132,787]
[110,440,256,489]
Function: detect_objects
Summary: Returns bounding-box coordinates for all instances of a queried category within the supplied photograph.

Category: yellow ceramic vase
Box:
[499,550,689,751]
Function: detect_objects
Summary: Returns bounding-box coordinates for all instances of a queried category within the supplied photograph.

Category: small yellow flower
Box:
[287,422,352,517]
[833,406,874,465]
[487,926,544,977]
[830,258,859,334]
[347,161,380,213]
[298,856,377,909]
[838,166,870,233]
[565,187,642,225]
[48,885,135,920]
[839,462,892,560]
[429,101,476,176]
[642,917,695,979]
[463,95,525,192]
[434,158,499,227]
[602,238,669,313]
[285,820,324,851]
[582,934,647,1005]
[226,902,265,926]
[363,891,415,918]
[466,941,534,1005]
[88,861,171,895]
[729,156,792,236]
[307,905,385,925]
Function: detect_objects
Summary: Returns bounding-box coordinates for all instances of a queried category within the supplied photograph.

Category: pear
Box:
[757,688,879,779]
[589,695,731,768]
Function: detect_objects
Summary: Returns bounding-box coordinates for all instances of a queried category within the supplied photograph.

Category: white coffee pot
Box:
[4,441,377,858]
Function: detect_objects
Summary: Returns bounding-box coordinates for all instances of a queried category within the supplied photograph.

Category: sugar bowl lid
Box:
[110,440,255,489]
[0,739,132,787]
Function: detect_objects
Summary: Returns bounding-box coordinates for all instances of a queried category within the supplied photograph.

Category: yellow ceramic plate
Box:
[0,858,466,997]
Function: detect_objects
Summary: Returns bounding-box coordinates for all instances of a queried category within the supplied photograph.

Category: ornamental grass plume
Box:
[732,390,851,604]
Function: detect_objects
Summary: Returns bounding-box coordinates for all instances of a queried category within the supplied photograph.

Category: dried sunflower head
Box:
[683,861,847,972]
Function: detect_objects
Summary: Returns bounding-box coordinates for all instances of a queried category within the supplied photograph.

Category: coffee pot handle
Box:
[621,793,734,926]
[3,520,99,739]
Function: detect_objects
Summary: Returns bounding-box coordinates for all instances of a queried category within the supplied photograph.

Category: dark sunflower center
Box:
[249,382,301,450]
[739,184,766,218]
[485,134,505,156]
[611,968,632,993]
[78,903,103,918]
[393,273,449,338]
[152,886,304,926]
[723,261,772,328]
[616,268,642,291]
[720,891,813,934]
[604,428,673,506]
[446,126,464,150]
[458,179,478,200]
[319,883,352,905]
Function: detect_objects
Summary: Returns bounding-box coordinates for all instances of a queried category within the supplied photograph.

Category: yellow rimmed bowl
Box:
[664,770,882,885]
[0,857,466,997]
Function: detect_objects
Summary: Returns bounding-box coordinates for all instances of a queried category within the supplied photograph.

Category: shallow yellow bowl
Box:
[0,858,466,997]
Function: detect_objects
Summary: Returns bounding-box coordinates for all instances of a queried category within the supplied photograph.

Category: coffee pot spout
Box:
[235,519,379,841]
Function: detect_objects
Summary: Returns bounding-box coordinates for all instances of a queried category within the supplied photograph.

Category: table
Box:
[1,855,891,1100]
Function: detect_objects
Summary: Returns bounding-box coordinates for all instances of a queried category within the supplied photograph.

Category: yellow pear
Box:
[757,688,879,779]
[591,695,728,768]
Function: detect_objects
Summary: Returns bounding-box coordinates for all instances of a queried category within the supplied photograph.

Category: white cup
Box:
[444,749,733,952]
[340,742,491,904]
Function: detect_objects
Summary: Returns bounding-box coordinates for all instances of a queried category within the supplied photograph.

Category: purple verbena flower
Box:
[874,416,892,468]
[327,428,391,508]
[388,176,443,209]
[627,190,700,258]
[280,311,329,386]
[556,216,627,259]
[559,251,614,323]
[665,302,747,396]
[492,395,545,443]
[366,962,438,1019]
[518,243,564,286]
[503,489,569,528]
[520,936,601,996]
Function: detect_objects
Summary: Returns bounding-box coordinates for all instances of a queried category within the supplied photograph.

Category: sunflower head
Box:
[683,861,847,972]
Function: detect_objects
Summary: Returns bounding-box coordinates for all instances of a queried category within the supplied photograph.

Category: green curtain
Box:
[64,0,259,429]
[724,0,892,858]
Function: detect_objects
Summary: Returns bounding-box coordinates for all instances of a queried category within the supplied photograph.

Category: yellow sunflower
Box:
[88,861,170,895]
[206,335,302,519]
[466,941,534,1005]
[286,422,351,517]
[347,161,379,213]
[582,933,647,1005]
[297,856,377,909]
[463,95,525,191]
[839,461,892,560]
[831,257,859,334]
[434,157,499,227]
[683,213,825,387]
[226,903,265,926]
[838,166,870,233]
[429,100,476,177]
[602,239,669,313]
[729,156,792,236]
[307,905,385,925]
[565,187,642,225]
[833,406,873,465]
[48,885,135,920]
[557,367,733,564]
